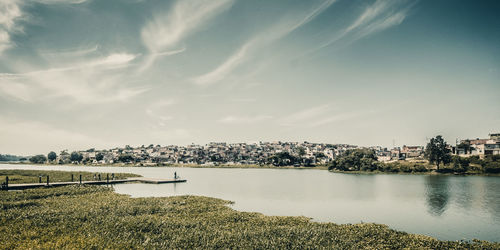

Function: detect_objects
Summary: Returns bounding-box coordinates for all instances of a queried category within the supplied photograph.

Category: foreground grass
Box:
[0,169,140,184]
[1,186,498,249]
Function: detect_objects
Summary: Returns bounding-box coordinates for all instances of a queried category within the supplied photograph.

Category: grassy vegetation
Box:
[0,169,140,184]
[1,185,498,249]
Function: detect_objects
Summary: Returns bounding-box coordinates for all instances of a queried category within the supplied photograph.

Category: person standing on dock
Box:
[174,172,177,179]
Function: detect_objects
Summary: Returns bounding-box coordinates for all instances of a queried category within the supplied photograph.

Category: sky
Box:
[0,0,499,155]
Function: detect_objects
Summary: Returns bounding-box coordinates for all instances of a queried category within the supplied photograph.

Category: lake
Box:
[1,164,499,242]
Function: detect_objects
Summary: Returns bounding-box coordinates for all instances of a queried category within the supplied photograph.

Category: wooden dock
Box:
[3,177,186,191]
[127,177,187,184]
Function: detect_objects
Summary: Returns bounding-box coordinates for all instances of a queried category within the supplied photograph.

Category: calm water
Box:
[1,164,499,242]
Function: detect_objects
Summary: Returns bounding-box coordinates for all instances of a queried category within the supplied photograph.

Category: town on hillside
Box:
[19,133,499,166]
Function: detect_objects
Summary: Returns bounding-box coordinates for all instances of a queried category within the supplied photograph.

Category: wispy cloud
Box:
[0,52,147,104]
[193,42,250,85]
[139,0,234,71]
[0,0,91,55]
[317,0,413,50]
[193,0,336,85]
[138,47,186,73]
[39,45,99,59]
[34,0,90,4]
[218,115,272,124]
[354,9,409,39]
[0,0,23,54]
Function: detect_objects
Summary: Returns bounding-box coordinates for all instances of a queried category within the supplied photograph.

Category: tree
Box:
[451,155,469,173]
[29,155,47,164]
[70,151,83,163]
[0,154,22,162]
[267,152,299,166]
[95,153,104,162]
[328,149,378,171]
[424,135,451,171]
[118,154,134,163]
[297,147,306,158]
[47,151,57,162]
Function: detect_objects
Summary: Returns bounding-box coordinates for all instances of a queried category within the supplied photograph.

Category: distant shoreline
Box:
[0,162,329,170]
[3,162,500,176]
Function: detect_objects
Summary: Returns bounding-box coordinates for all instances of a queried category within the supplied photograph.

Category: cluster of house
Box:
[58,142,358,165]
[452,133,500,158]
[54,133,499,166]
[373,133,500,162]
[374,145,425,162]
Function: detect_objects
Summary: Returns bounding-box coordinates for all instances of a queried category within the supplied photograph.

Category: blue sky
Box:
[0,0,499,155]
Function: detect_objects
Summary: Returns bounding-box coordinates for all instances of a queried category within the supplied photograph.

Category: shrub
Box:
[484,162,500,174]
[29,155,47,164]
[329,149,378,171]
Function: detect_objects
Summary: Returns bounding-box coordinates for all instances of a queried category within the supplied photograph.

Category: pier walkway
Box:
[3,177,186,190]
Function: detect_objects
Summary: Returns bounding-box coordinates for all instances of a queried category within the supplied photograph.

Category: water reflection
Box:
[425,176,450,216]
[451,177,473,211]
[484,178,500,221]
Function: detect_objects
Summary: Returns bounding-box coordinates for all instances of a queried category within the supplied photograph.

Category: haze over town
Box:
[1,0,499,155]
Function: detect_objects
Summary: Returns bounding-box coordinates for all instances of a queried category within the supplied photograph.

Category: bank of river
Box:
[1,164,499,242]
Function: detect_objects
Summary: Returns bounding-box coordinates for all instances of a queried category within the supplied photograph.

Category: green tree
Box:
[451,155,469,173]
[47,151,57,162]
[424,135,451,171]
[328,149,378,171]
[118,154,134,163]
[29,155,47,164]
[95,153,104,162]
[267,152,299,166]
[70,151,83,163]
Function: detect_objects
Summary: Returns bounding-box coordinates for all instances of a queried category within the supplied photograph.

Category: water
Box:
[1,164,499,242]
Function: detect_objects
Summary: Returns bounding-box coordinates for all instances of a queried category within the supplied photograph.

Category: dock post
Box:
[46,175,49,186]
[79,175,82,184]
[98,174,101,181]
[39,176,42,183]
[5,176,8,191]
[106,174,109,184]
[71,174,74,182]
